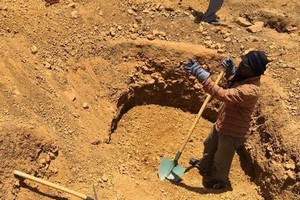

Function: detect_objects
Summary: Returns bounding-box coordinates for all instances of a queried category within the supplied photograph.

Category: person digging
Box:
[183,51,269,189]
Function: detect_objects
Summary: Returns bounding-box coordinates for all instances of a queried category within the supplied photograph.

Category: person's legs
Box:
[203,134,246,188]
[203,0,224,24]
[190,125,218,175]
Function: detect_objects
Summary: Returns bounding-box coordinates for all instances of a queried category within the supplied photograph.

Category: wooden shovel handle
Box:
[13,170,93,200]
[179,69,226,152]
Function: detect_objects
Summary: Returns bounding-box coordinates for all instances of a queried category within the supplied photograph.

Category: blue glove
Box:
[184,58,210,82]
[221,56,236,75]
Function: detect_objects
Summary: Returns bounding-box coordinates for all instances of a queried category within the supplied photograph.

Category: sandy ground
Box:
[0,0,300,199]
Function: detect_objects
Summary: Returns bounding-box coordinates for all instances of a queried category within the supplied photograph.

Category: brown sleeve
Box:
[201,78,258,105]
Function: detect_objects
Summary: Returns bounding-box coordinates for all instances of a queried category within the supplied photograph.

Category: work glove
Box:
[183,58,210,82]
[221,56,236,76]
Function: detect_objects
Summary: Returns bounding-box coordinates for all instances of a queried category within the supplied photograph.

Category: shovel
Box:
[158,69,225,182]
[14,170,94,200]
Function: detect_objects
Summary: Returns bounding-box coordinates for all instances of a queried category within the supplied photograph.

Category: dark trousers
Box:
[200,125,246,183]
[203,0,224,22]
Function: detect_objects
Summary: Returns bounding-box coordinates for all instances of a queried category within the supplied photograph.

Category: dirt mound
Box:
[0,123,61,199]
[0,0,300,199]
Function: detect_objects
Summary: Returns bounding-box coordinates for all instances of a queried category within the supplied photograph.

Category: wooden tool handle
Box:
[14,170,93,200]
[179,69,226,152]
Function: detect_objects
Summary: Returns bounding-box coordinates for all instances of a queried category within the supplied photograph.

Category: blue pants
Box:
[203,0,224,22]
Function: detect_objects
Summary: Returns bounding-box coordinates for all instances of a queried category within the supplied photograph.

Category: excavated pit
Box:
[101,40,298,199]
[107,51,269,198]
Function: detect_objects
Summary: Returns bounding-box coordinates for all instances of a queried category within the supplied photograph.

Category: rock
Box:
[296,160,300,170]
[48,152,56,160]
[286,26,298,32]
[217,49,226,53]
[202,31,208,36]
[296,172,300,181]
[236,17,252,27]
[39,158,47,165]
[147,34,155,40]
[71,11,79,18]
[101,174,109,182]
[72,113,80,118]
[130,34,138,40]
[215,43,222,49]
[82,102,89,109]
[52,167,58,174]
[127,9,134,15]
[152,30,160,36]
[68,3,76,8]
[224,37,231,42]
[135,16,143,24]
[204,40,212,47]
[246,21,264,33]
[31,45,38,54]
[248,36,259,42]
[286,170,296,181]
[110,27,116,36]
[44,62,51,69]
[45,154,51,162]
[70,94,76,101]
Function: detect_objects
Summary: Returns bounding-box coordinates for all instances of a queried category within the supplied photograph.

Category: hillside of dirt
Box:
[0,0,300,200]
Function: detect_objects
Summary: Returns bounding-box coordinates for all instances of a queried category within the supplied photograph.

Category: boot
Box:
[189,158,208,176]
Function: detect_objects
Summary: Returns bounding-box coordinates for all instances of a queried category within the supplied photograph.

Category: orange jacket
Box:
[201,76,261,138]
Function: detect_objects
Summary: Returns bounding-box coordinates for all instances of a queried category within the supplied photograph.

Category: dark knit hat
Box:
[242,51,269,76]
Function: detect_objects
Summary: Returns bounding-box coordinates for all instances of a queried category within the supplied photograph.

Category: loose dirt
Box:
[0,0,299,200]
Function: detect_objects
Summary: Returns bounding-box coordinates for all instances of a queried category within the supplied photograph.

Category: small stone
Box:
[45,154,51,162]
[295,160,300,170]
[31,45,38,54]
[68,3,76,8]
[71,11,79,19]
[82,102,89,109]
[147,34,155,40]
[202,31,208,36]
[48,152,56,160]
[127,9,134,15]
[215,43,222,49]
[39,158,47,165]
[248,36,259,42]
[204,40,213,47]
[44,62,51,69]
[110,27,116,36]
[52,167,58,174]
[101,174,109,182]
[236,17,252,27]
[246,21,264,33]
[286,170,296,181]
[130,34,138,40]
[72,113,80,118]
[135,16,143,23]
[70,94,76,101]
[14,180,20,188]
[224,37,231,42]
[286,26,298,32]
[217,49,226,53]
[296,172,300,181]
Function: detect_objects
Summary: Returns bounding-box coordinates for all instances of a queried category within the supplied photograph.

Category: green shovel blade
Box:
[158,152,186,182]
